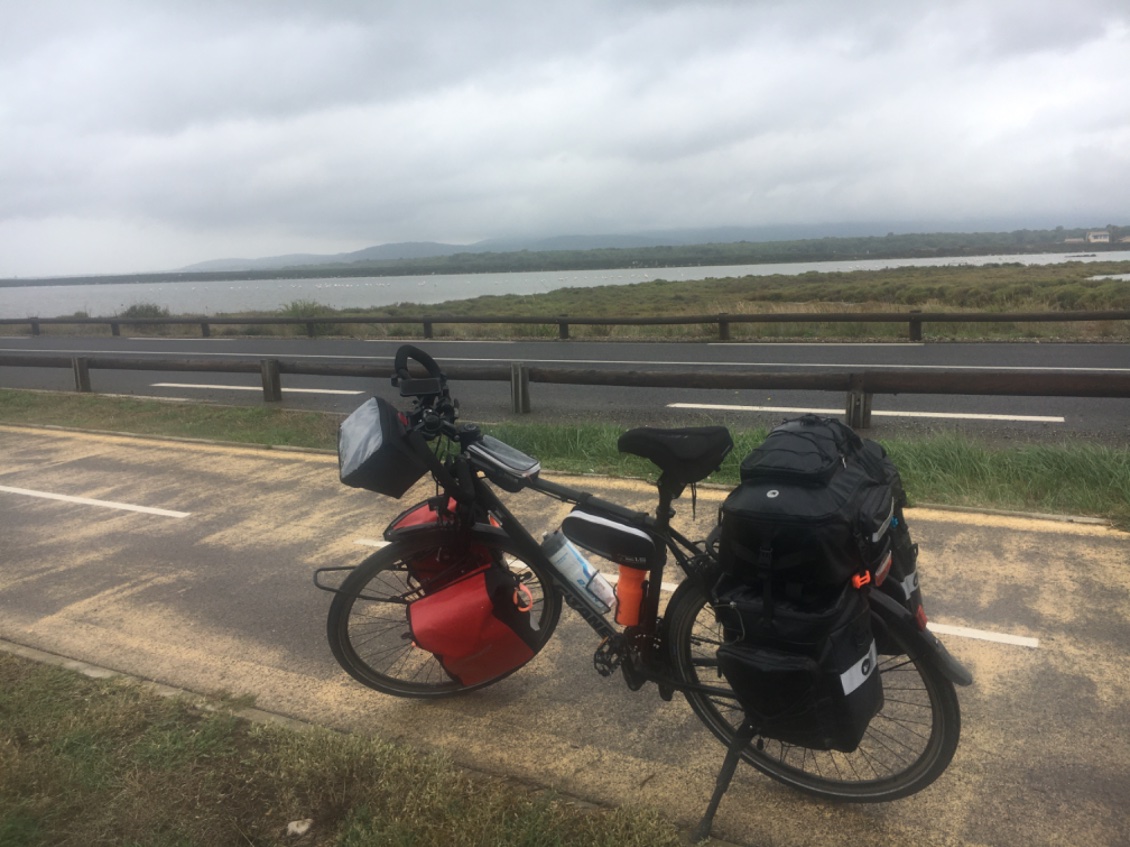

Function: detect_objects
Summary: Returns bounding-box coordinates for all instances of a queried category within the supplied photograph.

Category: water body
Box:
[2,251,1128,318]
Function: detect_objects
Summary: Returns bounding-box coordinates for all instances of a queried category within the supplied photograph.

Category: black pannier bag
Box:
[861,438,928,638]
[719,416,894,591]
[713,576,883,752]
[711,415,898,750]
[338,397,428,497]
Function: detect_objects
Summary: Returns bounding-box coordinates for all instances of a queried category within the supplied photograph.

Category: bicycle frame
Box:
[388,442,727,695]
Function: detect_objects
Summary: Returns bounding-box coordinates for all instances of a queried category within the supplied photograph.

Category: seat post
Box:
[654,479,677,531]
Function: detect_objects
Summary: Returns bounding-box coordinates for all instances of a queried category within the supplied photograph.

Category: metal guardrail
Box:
[2,308,1130,341]
[3,353,1128,428]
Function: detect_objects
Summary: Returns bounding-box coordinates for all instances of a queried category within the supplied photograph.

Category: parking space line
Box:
[0,484,191,518]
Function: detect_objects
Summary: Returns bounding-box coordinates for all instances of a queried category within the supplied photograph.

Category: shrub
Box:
[120,302,171,319]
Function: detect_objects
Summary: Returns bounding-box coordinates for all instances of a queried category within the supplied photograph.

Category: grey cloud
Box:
[1,0,1127,275]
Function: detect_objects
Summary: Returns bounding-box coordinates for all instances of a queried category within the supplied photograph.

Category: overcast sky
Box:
[2,0,1127,277]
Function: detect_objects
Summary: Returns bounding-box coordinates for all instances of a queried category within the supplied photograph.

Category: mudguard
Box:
[869,589,974,687]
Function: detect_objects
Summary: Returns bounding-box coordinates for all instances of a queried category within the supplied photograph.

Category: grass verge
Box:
[0,651,681,847]
[2,389,1128,527]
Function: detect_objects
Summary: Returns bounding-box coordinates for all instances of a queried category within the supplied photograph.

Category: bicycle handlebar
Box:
[393,344,449,399]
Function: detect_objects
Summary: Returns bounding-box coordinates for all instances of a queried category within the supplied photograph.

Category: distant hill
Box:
[176,224,949,273]
[17,223,1122,287]
[179,242,470,272]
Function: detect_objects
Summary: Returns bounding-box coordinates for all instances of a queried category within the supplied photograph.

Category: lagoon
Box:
[3,251,1129,318]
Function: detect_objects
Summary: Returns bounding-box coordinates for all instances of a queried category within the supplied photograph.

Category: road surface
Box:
[1,425,1127,846]
[2,336,1129,441]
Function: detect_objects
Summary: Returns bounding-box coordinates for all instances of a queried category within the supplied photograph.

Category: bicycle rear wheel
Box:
[665,581,961,802]
[327,530,562,697]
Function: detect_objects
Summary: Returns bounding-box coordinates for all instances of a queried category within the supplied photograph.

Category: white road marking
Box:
[362,339,517,344]
[354,538,389,548]
[150,383,364,395]
[929,622,1039,648]
[384,356,1130,372]
[127,338,235,342]
[710,342,925,347]
[0,484,190,518]
[668,402,1065,423]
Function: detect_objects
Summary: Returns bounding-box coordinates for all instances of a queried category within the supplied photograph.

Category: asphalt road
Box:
[2,336,1130,442]
[1,425,1128,846]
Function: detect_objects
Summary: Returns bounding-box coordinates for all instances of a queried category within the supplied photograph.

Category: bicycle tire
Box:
[665,580,961,802]
[327,530,562,697]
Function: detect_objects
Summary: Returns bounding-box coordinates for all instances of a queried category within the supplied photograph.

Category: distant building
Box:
[1063,237,1086,243]
[1087,231,1111,243]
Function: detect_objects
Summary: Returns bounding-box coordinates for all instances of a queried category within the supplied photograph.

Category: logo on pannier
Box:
[840,641,879,696]
[766,490,780,499]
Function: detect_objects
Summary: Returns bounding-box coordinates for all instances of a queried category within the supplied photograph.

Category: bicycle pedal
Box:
[593,639,622,677]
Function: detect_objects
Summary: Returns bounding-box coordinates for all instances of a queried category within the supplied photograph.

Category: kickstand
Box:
[691,718,756,843]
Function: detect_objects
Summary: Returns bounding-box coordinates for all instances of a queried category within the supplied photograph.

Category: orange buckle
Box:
[852,571,872,589]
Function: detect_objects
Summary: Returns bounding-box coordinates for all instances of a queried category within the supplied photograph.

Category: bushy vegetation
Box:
[200,260,1130,342]
[118,301,171,319]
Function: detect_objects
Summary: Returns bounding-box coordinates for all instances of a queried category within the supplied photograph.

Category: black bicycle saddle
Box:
[617,426,734,489]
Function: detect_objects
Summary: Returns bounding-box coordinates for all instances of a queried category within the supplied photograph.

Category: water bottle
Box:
[541,530,616,615]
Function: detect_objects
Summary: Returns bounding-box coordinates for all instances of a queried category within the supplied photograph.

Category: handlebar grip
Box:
[393,344,443,382]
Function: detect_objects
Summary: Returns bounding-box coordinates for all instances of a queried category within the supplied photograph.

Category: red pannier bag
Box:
[407,566,539,686]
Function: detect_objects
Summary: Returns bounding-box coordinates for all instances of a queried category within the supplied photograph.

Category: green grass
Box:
[0,390,340,450]
[2,390,1127,526]
[0,652,681,847]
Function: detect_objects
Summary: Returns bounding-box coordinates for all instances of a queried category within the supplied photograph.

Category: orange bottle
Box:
[615,566,647,626]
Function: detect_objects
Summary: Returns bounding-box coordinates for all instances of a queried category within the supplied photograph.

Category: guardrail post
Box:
[111,322,121,337]
[423,320,433,339]
[909,310,923,342]
[718,314,731,342]
[201,322,211,338]
[845,374,872,428]
[260,359,283,402]
[305,321,316,338]
[72,357,92,393]
[30,320,41,337]
[558,317,570,340]
[510,362,531,413]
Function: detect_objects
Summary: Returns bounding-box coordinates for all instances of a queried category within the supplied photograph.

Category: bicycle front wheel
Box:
[665,581,961,802]
[327,530,562,697]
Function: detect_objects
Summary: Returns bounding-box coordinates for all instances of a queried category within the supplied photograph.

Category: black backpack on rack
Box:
[712,415,897,752]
